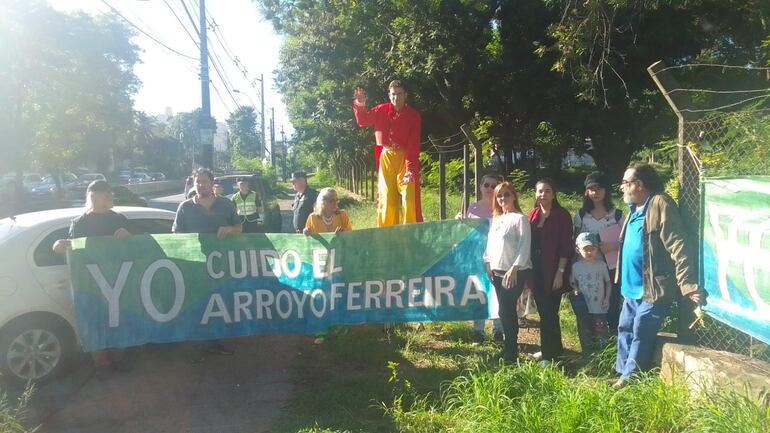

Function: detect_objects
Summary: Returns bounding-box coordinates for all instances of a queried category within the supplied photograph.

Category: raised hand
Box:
[354,87,367,106]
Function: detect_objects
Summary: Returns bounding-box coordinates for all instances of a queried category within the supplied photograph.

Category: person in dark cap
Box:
[52,179,131,372]
[290,171,317,233]
[53,180,131,251]
[573,171,625,335]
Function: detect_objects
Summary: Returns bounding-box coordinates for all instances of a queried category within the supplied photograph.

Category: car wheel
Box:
[0,315,75,385]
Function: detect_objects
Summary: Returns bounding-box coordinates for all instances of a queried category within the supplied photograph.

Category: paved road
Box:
[26,193,305,433]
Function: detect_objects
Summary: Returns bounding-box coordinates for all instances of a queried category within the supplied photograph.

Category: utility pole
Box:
[269,107,276,173]
[280,125,287,181]
[259,74,265,160]
[198,0,214,169]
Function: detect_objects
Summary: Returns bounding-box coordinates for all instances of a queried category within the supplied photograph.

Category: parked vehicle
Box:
[0,207,176,384]
[149,172,166,181]
[64,184,148,208]
[128,173,152,184]
[22,173,43,191]
[30,174,79,199]
[75,173,106,186]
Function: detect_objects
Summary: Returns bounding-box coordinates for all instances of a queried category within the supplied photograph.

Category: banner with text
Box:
[69,220,495,351]
[701,177,770,345]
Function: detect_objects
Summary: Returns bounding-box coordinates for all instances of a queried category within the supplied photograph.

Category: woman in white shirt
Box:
[484,181,532,362]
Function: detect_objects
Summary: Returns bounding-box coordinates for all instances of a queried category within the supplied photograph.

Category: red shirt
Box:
[353,102,421,175]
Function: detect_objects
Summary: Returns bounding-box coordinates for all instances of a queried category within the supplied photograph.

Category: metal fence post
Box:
[461,124,483,203]
[462,142,470,216]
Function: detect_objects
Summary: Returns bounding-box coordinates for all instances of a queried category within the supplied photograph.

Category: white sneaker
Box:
[532,351,543,361]
[538,360,552,368]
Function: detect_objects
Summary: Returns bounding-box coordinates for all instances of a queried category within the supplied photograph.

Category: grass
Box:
[277,178,767,433]
[278,312,769,433]
[0,384,34,433]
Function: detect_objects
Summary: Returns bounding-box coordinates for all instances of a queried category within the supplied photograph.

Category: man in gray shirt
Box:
[173,168,241,357]
[173,169,242,237]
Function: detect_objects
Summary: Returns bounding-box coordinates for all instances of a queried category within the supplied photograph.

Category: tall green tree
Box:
[255,0,770,181]
[0,0,140,175]
[226,106,262,159]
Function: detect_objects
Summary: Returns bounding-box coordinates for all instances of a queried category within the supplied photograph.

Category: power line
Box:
[100,0,197,61]
[178,0,200,34]
[162,0,200,50]
[210,80,234,115]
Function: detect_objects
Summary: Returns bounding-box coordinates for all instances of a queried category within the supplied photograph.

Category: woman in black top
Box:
[53,180,130,370]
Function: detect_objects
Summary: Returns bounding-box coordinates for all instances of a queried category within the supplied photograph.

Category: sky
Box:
[47,0,293,139]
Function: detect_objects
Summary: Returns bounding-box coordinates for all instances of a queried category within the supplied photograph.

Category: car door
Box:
[29,225,73,310]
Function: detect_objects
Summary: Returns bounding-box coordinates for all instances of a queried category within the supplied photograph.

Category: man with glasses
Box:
[613,164,703,388]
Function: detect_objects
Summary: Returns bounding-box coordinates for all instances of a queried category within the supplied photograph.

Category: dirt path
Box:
[25,197,307,433]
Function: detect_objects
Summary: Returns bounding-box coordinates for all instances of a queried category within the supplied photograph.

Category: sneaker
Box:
[471,331,485,344]
[532,351,543,361]
[205,342,234,355]
[493,330,505,343]
[538,359,552,368]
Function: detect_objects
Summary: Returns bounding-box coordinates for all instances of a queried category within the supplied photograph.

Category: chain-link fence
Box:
[649,61,770,363]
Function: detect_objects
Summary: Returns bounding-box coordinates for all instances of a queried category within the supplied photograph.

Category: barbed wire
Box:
[651,63,770,75]
[667,88,770,95]
[679,94,770,113]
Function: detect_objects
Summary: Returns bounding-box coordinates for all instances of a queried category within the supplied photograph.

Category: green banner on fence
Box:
[701,176,770,345]
[69,220,494,351]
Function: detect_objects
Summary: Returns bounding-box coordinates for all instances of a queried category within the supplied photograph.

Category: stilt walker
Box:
[352,80,423,226]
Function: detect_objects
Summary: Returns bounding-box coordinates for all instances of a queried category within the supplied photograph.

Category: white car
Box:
[0,206,176,384]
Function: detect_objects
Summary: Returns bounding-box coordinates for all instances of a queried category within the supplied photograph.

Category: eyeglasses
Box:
[620,179,638,188]
[496,192,512,199]
[482,182,498,189]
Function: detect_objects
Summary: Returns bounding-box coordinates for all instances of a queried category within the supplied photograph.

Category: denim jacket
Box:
[615,193,699,304]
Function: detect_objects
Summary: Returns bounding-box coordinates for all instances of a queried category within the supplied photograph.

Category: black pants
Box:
[492,269,531,359]
[532,281,565,361]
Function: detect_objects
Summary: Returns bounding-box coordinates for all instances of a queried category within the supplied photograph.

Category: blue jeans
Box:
[615,298,670,380]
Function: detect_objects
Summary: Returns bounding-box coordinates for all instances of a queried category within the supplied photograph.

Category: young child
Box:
[569,232,611,354]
